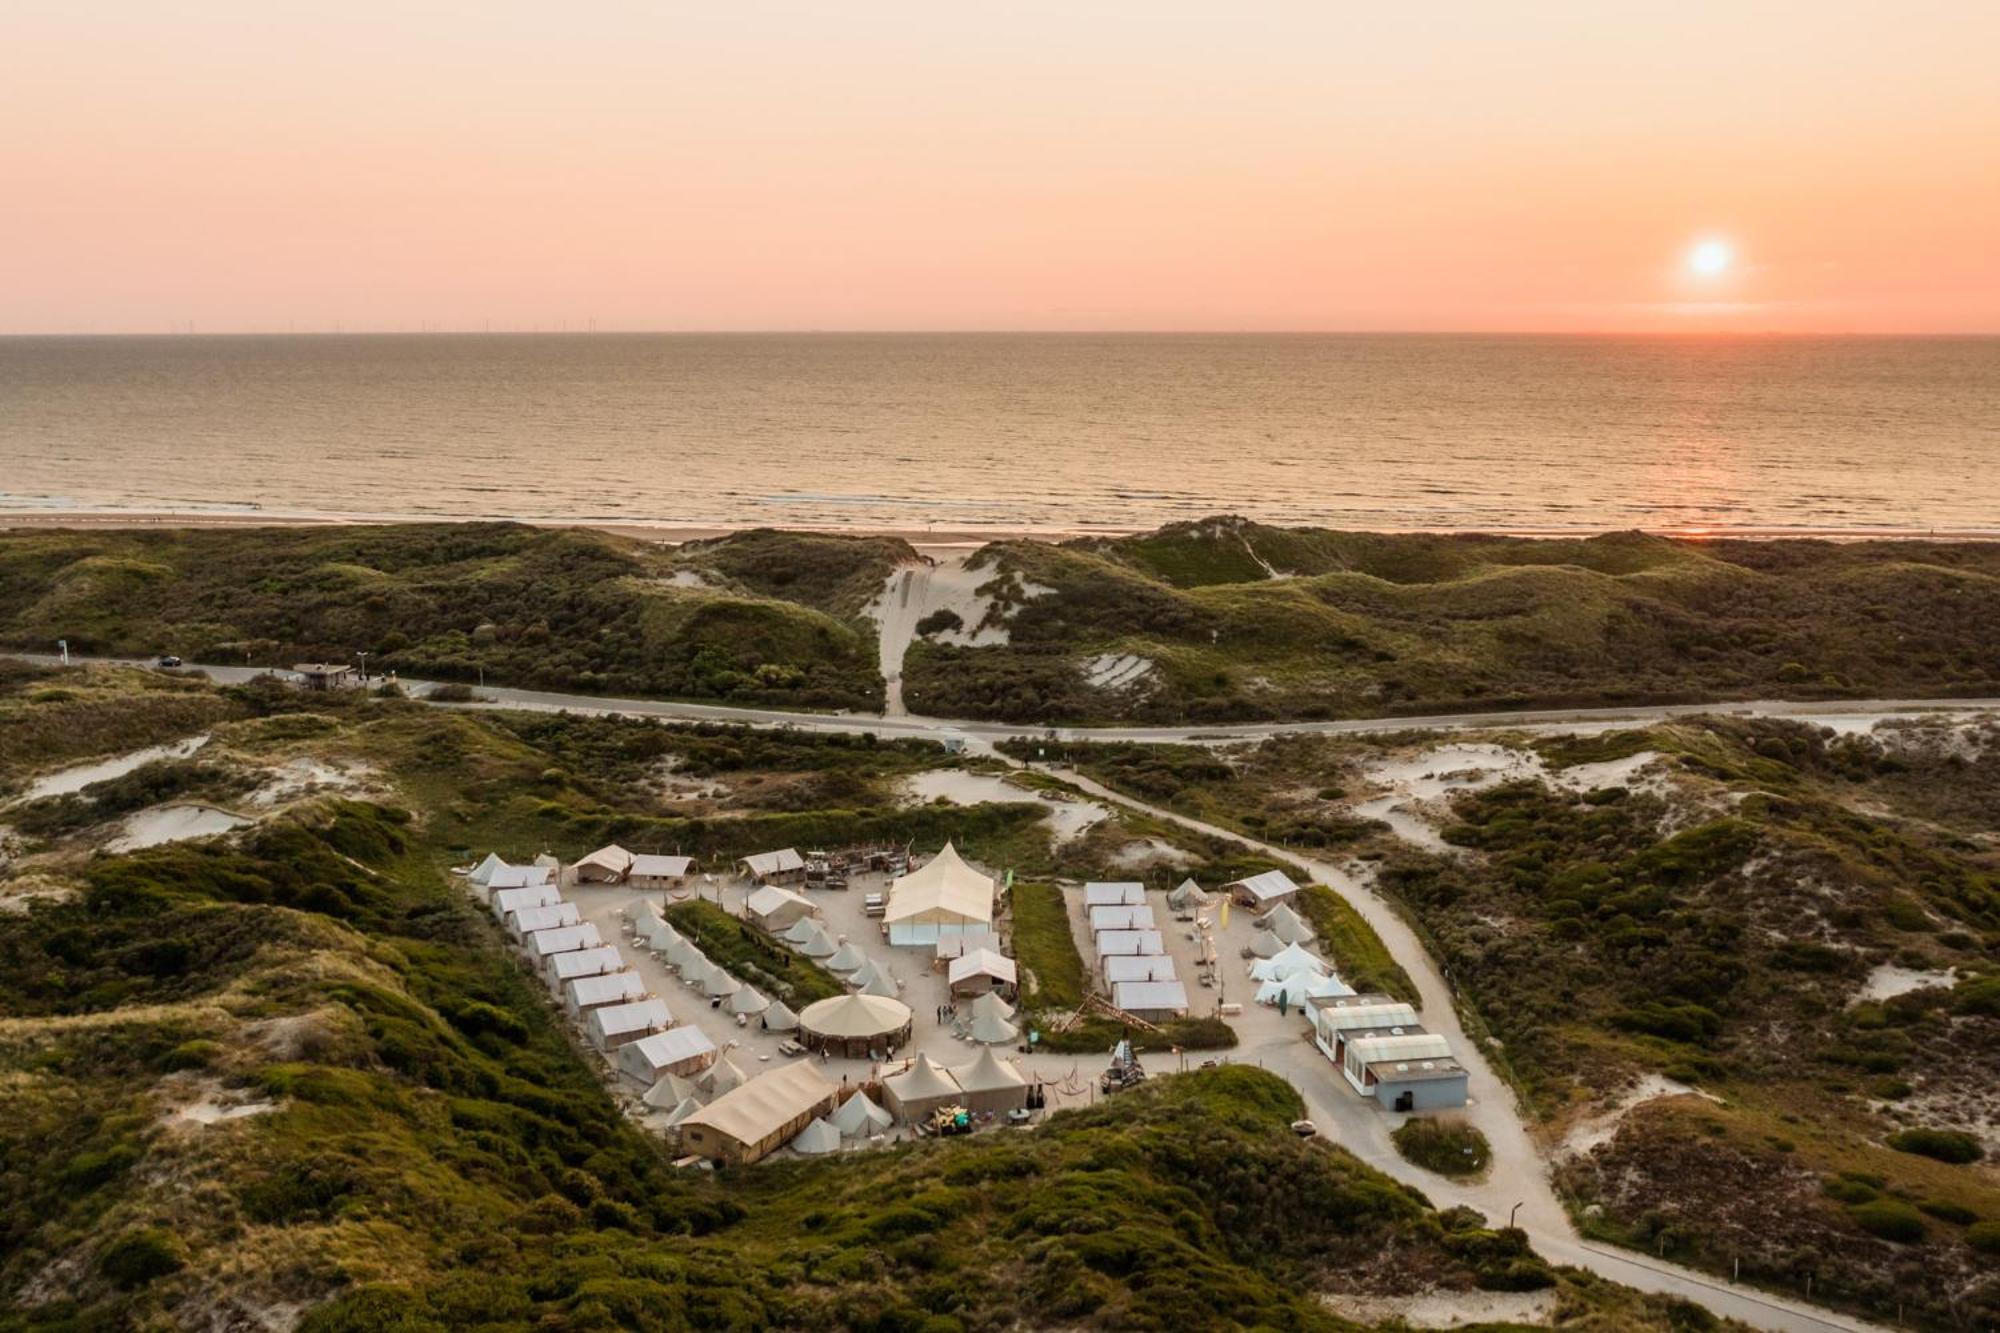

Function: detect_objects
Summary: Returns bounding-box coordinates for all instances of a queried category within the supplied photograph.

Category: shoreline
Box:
[1,507,1996,549]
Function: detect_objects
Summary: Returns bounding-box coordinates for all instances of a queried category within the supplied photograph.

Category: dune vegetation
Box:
[0,663,1737,1332]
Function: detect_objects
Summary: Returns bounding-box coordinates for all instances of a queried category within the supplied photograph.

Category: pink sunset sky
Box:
[3,1,1996,335]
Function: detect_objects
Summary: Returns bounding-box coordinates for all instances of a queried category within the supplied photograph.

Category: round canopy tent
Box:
[698,1056,752,1096]
[970,989,1015,1024]
[663,936,698,968]
[965,1007,1019,1045]
[678,952,714,986]
[782,917,820,946]
[881,1053,964,1124]
[760,999,800,1033]
[796,924,838,959]
[658,1096,705,1131]
[796,993,914,1058]
[702,969,742,1000]
[844,959,887,991]
[1245,928,1283,959]
[1258,902,1314,946]
[824,942,867,974]
[858,972,901,999]
[948,1045,1030,1116]
[1250,943,1325,983]
[790,1116,843,1156]
[641,1071,704,1110]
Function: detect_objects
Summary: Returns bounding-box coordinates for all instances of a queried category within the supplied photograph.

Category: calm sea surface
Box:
[1,334,1995,535]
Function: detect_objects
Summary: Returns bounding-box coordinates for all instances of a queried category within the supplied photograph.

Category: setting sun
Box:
[1686,238,1736,279]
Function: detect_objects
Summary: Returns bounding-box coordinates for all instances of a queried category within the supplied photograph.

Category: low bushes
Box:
[1886,1127,1984,1165]
[1392,1117,1492,1178]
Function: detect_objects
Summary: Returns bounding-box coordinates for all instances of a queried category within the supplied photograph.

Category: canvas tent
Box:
[628,898,665,934]
[738,848,806,883]
[933,930,1001,962]
[468,852,507,887]
[640,919,681,953]
[619,1024,719,1082]
[1258,902,1314,946]
[797,993,913,1058]
[1084,882,1145,907]
[965,1007,1019,1045]
[1223,869,1301,909]
[725,984,770,1017]
[746,884,818,933]
[677,1062,838,1165]
[829,1090,893,1139]
[547,944,626,992]
[880,1053,964,1124]
[699,1056,752,1097]
[948,1046,1030,1116]
[1254,975,1318,1010]
[858,971,900,999]
[1112,980,1190,1021]
[586,997,673,1052]
[701,969,742,1000]
[490,883,561,922]
[525,922,604,964]
[656,1096,705,1131]
[1166,878,1210,912]
[883,842,995,946]
[563,970,646,1019]
[760,999,800,1033]
[641,1070,704,1111]
[969,989,1015,1023]
[1244,928,1283,959]
[574,843,635,884]
[782,917,822,946]
[629,853,694,889]
[507,902,582,940]
[946,948,1017,997]
[1103,954,1178,985]
[1094,929,1164,958]
[824,941,867,974]
[1088,904,1157,934]
[790,1116,843,1156]
[795,924,837,959]
[1250,942,1325,982]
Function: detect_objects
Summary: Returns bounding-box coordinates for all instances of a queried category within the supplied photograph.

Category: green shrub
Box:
[99,1227,186,1288]
[1848,1199,1926,1243]
[1917,1199,1977,1226]
[1886,1127,1984,1165]
[1393,1117,1492,1178]
[1968,1221,2000,1254]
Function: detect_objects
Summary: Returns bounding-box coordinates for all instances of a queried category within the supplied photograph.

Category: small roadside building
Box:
[1340,1028,1468,1112]
[948,1046,1030,1116]
[1223,869,1302,910]
[618,1024,719,1083]
[1084,882,1146,908]
[1103,954,1178,985]
[1111,979,1190,1022]
[946,948,1017,998]
[524,922,604,966]
[880,1053,964,1125]
[586,997,674,1053]
[506,901,582,940]
[676,1061,838,1166]
[629,853,694,890]
[738,848,807,885]
[746,884,818,933]
[1088,904,1156,934]
[883,842,995,947]
[547,944,627,993]
[563,970,646,1019]
[293,663,355,691]
[574,843,635,884]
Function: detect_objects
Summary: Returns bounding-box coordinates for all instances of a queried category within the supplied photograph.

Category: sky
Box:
[2,1,1997,334]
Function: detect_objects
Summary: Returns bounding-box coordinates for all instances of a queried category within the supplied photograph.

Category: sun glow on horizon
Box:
[1686,238,1737,279]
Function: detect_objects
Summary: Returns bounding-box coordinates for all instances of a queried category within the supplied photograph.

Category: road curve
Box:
[10,651,1953,1329]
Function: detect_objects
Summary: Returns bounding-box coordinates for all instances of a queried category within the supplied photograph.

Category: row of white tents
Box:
[627,897,805,1032]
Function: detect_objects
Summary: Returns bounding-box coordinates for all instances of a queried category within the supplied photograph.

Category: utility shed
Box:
[586,997,673,1052]
[677,1061,838,1165]
[546,944,625,992]
[628,854,694,889]
[1111,980,1190,1021]
[1222,869,1301,909]
[524,922,604,964]
[738,848,807,884]
[883,842,994,947]
[563,970,645,1019]
[618,1024,719,1083]
[1088,904,1157,934]
[574,843,634,884]
[1084,882,1146,907]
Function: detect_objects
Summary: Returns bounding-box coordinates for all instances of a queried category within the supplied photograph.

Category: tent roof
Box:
[969,989,1016,1023]
[525,923,603,958]
[791,1116,843,1155]
[1259,902,1314,944]
[725,984,770,1016]
[796,924,837,958]
[1089,904,1156,932]
[966,1009,1019,1044]
[486,865,554,891]
[829,1090,892,1138]
[629,899,665,932]
[824,942,867,973]
[1166,877,1210,908]
[702,970,742,999]
[630,853,693,878]
[1245,928,1283,958]
[740,848,805,877]
[1306,974,1355,1000]
[682,1061,836,1144]
[565,971,644,1007]
[592,997,673,1037]
[698,1055,752,1095]
[782,916,821,945]
[1112,980,1189,1013]
[1094,929,1164,957]
[629,1025,717,1069]
[576,843,634,875]
[660,1096,705,1129]
[1103,954,1177,984]
[491,884,560,914]
[798,993,912,1040]
[550,945,626,980]
[1225,869,1300,903]
[761,999,800,1032]
[1084,881,1145,906]
[947,948,1017,987]
[883,1053,961,1102]
[678,953,714,985]
[641,1070,703,1109]
[884,842,994,926]
[747,884,815,918]
[953,1045,1028,1091]
[1254,976,1316,1007]
[1251,942,1325,981]
[858,972,900,999]
[469,852,507,884]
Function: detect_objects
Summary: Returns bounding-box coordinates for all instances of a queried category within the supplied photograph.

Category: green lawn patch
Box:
[661,900,844,1005]
[1010,881,1086,1009]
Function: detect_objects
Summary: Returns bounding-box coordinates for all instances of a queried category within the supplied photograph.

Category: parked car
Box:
[156,654,183,668]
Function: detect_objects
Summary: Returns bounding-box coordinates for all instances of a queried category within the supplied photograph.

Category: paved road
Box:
[18,650,1949,1329]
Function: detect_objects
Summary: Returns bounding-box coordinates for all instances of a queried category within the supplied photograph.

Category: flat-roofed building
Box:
[1338,1026,1468,1111]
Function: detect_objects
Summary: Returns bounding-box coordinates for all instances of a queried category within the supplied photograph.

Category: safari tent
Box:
[677,1062,838,1165]
[883,842,995,947]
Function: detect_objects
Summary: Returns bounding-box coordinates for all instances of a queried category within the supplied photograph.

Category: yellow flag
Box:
[1219,896,1230,929]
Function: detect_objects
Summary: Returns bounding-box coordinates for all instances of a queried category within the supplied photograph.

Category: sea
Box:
[1,333,1995,537]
